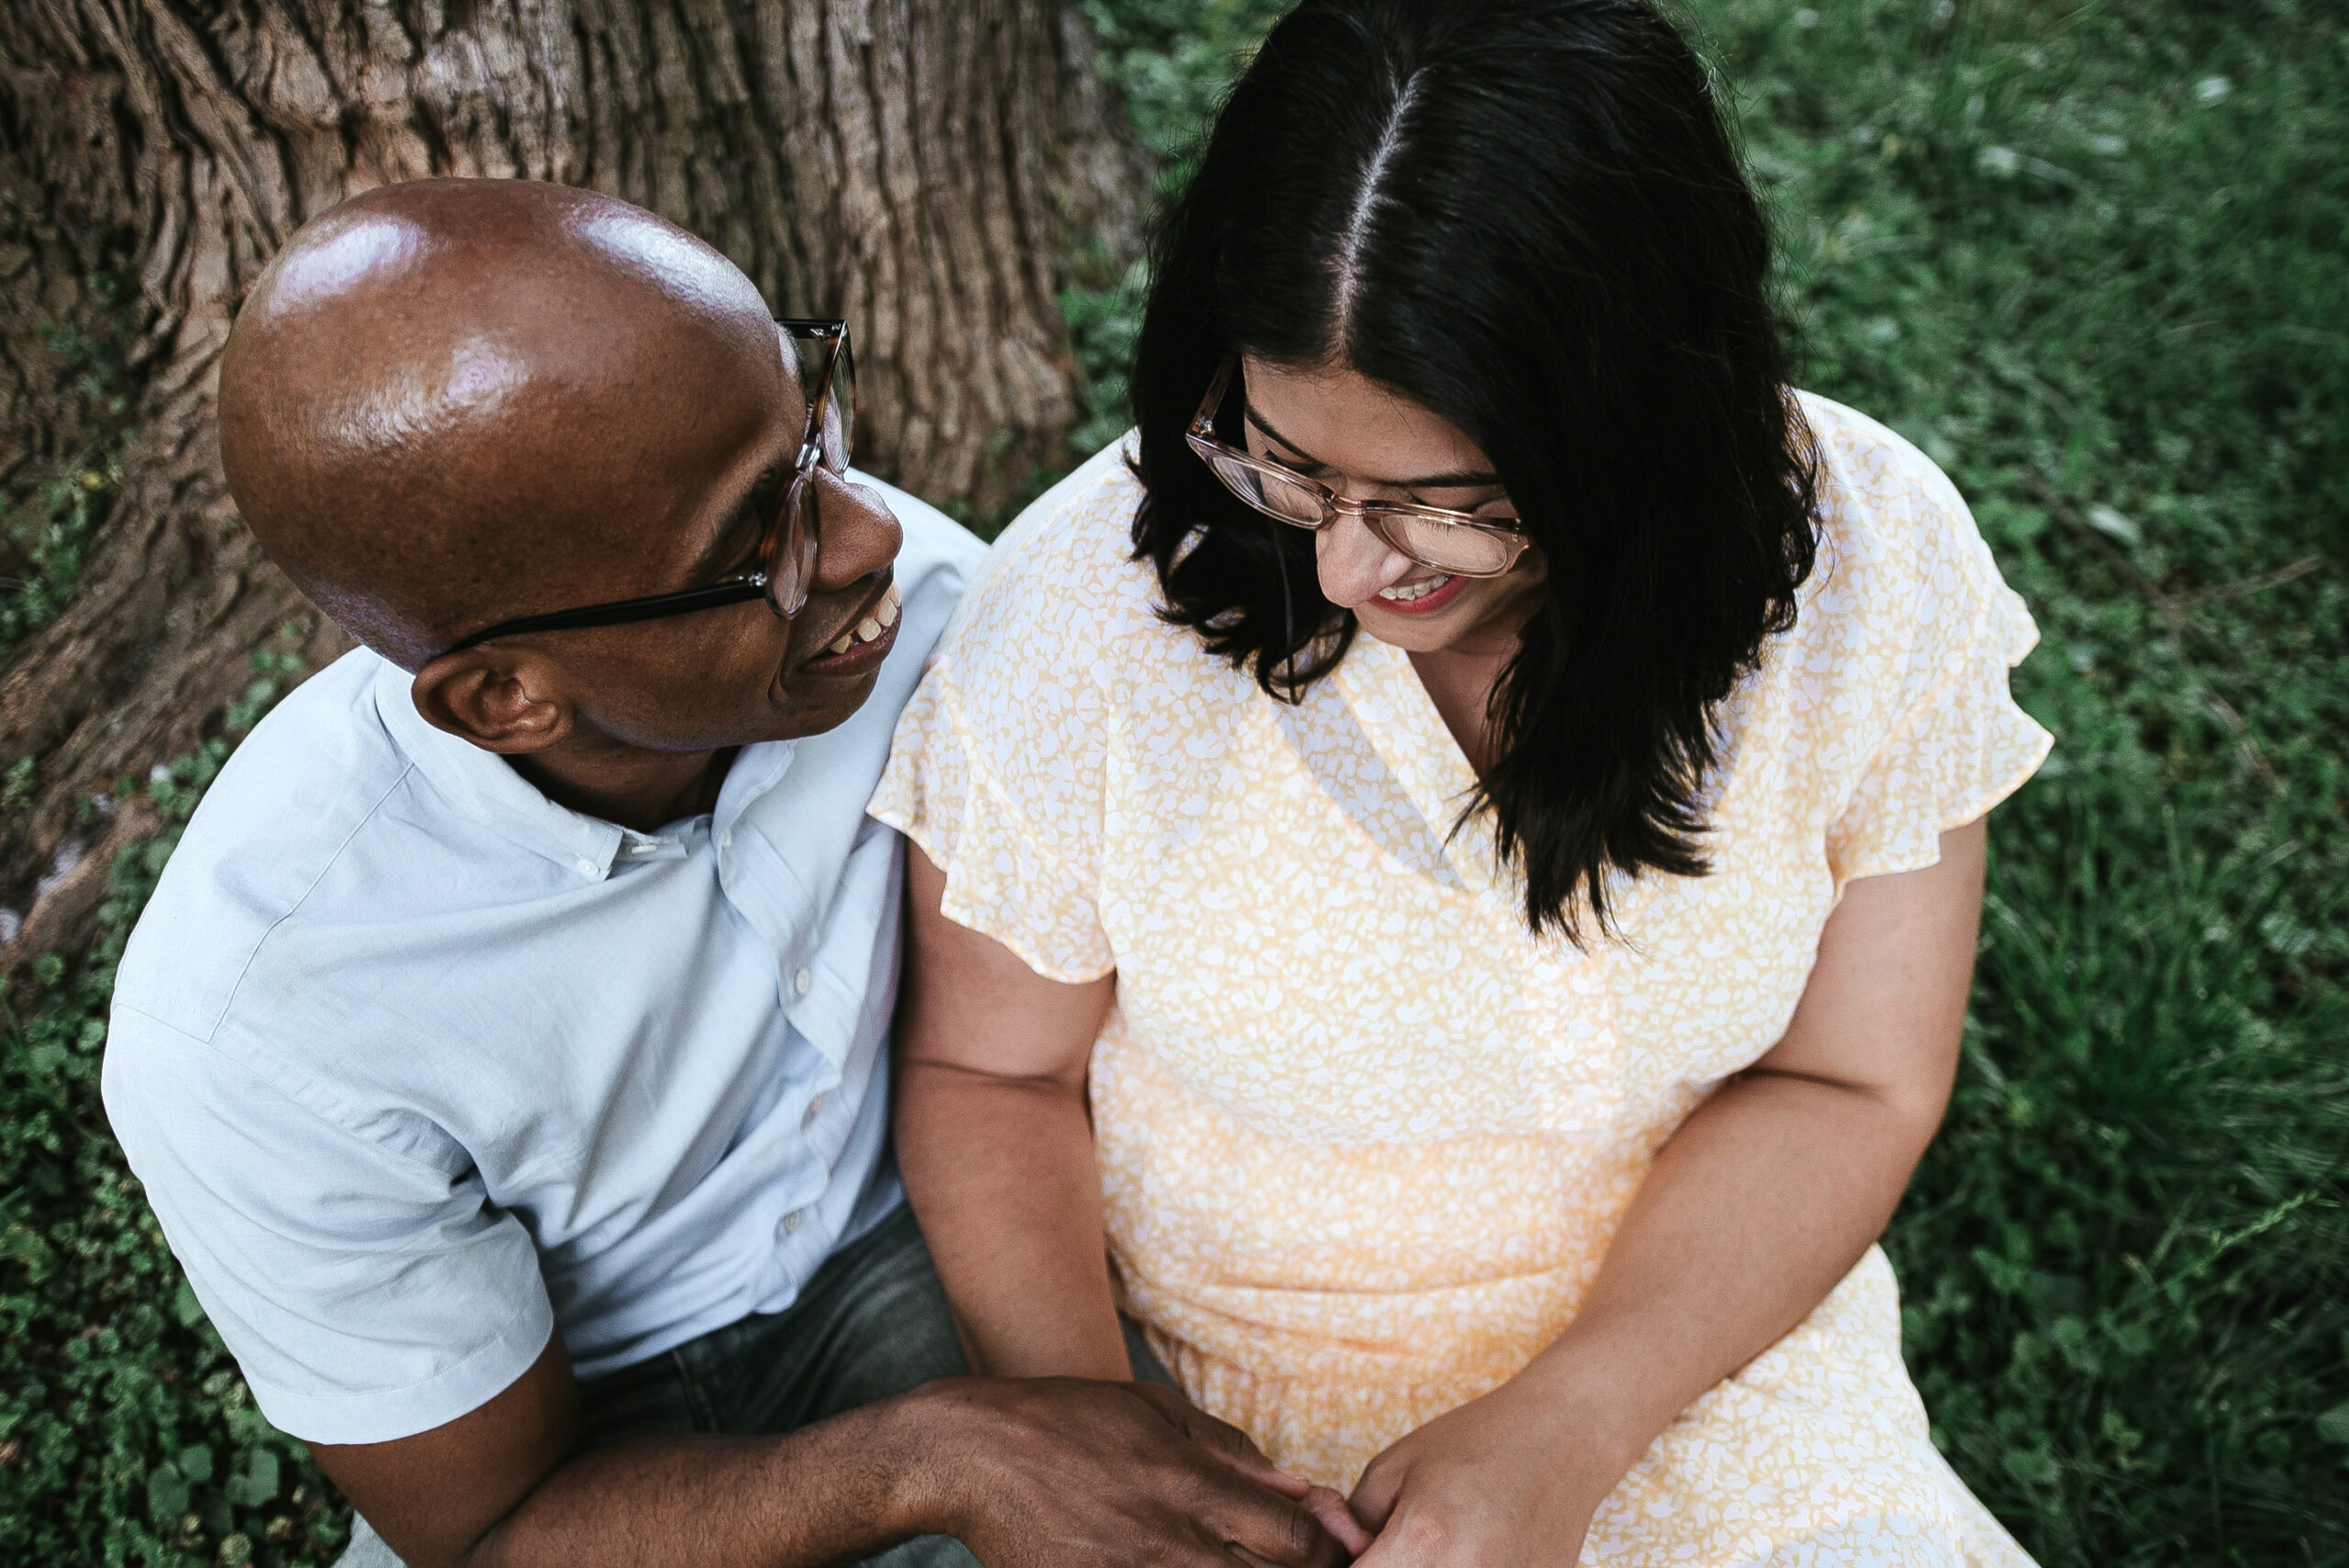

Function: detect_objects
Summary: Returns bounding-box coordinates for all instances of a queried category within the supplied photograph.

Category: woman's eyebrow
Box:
[1243,400,1502,489]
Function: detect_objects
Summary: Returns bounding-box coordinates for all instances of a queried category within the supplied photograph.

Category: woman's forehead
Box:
[1238,355,1497,488]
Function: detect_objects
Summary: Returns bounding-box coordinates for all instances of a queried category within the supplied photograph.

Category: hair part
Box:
[1330,66,1425,342]
[1128,0,1820,942]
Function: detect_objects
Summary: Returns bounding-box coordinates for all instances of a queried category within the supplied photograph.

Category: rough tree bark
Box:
[0,0,1151,973]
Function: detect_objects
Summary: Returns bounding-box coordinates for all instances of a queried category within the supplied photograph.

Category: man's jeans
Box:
[337,1202,1168,1568]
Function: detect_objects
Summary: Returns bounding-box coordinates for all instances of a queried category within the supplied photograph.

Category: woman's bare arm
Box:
[894,844,1128,1379]
[1536,814,1984,1452]
[1352,817,1988,1564]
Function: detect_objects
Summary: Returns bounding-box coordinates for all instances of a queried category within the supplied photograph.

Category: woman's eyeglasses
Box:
[1186,356,1530,579]
[434,318,856,660]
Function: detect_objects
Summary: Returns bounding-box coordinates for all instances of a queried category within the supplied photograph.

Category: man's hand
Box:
[916,1376,1369,1568]
[1124,1384,1375,1559]
[312,1329,1364,1568]
[1348,1377,1618,1568]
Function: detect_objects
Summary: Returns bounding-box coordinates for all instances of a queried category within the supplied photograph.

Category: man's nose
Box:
[1313,510,1413,608]
[808,468,903,593]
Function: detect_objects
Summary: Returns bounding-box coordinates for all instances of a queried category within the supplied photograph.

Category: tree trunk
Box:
[0,0,1151,973]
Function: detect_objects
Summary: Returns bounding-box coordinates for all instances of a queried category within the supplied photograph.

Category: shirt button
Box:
[721,828,734,850]
[574,858,598,877]
[804,1093,825,1122]
[793,968,812,996]
[782,1208,805,1235]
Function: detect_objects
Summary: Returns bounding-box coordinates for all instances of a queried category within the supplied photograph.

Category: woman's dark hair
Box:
[1130,0,1820,942]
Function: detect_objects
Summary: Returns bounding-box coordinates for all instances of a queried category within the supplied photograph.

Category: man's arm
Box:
[314,1329,1352,1568]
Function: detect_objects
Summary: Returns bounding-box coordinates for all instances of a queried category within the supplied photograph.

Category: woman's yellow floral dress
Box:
[872,393,2051,1566]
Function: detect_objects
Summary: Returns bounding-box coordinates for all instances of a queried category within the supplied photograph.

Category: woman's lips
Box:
[1365,571,1470,617]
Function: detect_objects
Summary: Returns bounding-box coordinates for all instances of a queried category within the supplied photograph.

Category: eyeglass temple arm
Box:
[1194,355,1239,434]
[779,319,849,473]
[437,578,768,658]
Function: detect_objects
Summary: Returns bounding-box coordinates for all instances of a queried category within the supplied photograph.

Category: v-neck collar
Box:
[1325,635,1665,943]
[1330,635,1499,898]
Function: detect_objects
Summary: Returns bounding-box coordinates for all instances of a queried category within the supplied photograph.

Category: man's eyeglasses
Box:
[1186,355,1530,578]
[434,318,856,660]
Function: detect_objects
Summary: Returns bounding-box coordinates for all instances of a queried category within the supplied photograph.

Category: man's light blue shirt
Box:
[103,482,983,1447]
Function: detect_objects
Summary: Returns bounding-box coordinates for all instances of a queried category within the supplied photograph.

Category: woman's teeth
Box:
[1377,574,1453,604]
[824,583,901,655]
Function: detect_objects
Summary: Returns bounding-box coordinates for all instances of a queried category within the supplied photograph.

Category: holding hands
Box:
[922,1376,1371,1568]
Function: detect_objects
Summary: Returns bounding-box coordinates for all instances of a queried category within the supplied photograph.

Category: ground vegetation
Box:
[2,1,2343,1563]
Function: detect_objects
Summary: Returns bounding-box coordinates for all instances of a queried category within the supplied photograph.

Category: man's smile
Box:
[796,577,902,678]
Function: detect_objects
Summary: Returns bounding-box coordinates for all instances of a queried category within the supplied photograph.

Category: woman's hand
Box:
[1347,820,1994,1567]
[1347,1371,1630,1568]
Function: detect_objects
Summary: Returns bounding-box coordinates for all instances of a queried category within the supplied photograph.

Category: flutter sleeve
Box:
[1819,412,2054,888]
[869,442,1142,983]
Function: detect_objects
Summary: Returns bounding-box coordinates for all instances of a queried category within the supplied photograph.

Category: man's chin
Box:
[762,666,885,742]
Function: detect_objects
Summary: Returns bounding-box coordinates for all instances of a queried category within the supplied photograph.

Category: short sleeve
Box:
[102,1007,554,1445]
[1821,423,2054,887]
[870,440,1146,984]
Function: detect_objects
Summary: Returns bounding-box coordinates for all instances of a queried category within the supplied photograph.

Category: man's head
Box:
[220,178,903,757]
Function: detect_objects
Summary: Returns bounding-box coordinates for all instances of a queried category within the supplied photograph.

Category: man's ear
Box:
[411,649,576,754]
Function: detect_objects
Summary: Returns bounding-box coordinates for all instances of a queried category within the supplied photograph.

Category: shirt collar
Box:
[714,737,796,840]
[369,656,797,882]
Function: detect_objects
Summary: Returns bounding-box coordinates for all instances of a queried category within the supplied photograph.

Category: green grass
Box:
[2,637,346,1568]
[4,1,2343,1562]
[1698,2,2349,1559]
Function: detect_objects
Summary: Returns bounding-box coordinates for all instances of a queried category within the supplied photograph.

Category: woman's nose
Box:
[809,468,904,594]
[1313,510,1412,608]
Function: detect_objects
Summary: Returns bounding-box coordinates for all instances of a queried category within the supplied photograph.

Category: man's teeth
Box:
[824,584,901,655]
[1377,574,1453,603]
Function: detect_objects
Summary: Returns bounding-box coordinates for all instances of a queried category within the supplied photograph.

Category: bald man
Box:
[100,182,1351,1568]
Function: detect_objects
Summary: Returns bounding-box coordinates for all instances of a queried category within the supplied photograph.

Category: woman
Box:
[872,1,2047,1562]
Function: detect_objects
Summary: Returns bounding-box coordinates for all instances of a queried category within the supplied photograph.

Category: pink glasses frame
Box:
[1184,356,1531,578]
